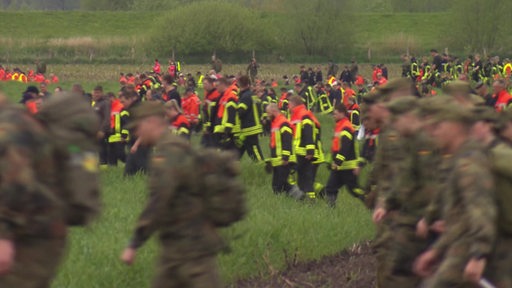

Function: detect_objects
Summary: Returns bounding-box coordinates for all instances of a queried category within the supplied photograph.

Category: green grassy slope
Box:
[0,11,447,63]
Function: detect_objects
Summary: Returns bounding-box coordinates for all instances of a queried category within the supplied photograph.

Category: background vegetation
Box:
[1,0,511,64]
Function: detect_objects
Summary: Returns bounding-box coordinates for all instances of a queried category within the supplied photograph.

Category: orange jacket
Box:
[494,90,512,112]
[182,94,201,123]
[110,99,124,129]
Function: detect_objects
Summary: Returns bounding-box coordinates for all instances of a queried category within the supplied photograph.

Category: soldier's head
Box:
[499,110,512,142]
[470,106,499,145]
[288,95,304,111]
[128,101,166,146]
[377,78,415,101]
[386,96,420,136]
[333,104,348,121]
[427,104,475,153]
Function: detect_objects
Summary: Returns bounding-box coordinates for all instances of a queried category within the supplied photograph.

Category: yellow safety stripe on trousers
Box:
[240,125,263,136]
[334,159,359,170]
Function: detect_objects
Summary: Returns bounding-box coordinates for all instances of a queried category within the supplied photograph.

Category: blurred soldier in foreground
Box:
[414,105,496,287]
[0,91,101,287]
[120,101,245,288]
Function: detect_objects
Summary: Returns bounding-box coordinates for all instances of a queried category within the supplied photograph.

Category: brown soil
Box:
[234,242,376,288]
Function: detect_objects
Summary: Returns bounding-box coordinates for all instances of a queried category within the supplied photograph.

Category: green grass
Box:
[0,10,449,64]
[0,11,154,38]
[0,80,374,287]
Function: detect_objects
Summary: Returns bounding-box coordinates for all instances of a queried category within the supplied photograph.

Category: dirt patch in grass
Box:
[234,242,376,288]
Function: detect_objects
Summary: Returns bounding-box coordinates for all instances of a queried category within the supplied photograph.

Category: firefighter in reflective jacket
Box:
[237,76,264,162]
[213,77,239,151]
[289,95,319,199]
[107,94,126,166]
[164,99,190,140]
[266,103,302,198]
[347,96,361,133]
[316,83,333,114]
[296,83,317,111]
[325,104,365,207]
[200,76,221,147]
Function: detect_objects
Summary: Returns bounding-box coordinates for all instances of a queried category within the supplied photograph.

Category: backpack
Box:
[195,149,246,227]
[37,92,102,226]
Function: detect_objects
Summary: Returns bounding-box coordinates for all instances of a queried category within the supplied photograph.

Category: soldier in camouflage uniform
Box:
[121,101,225,288]
[0,102,67,288]
[414,104,497,288]
[375,97,440,287]
[470,107,512,288]
[364,78,417,287]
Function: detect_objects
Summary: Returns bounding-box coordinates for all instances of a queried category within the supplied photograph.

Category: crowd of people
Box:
[0,64,59,84]
[3,49,512,287]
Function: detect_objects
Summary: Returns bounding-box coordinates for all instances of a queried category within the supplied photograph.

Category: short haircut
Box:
[119,89,138,100]
[334,104,348,115]
[289,95,304,106]
[94,85,103,92]
[163,74,175,85]
[238,75,251,87]
[217,77,230,86]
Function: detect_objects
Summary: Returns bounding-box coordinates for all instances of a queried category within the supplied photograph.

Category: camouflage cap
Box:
[429,103,475,125]
[442,80,471,96]
[417,95,453,118]
[127,101,165,129]
[385,96,419,116]
[376,78,413,95]
[360,90,383,105]
[471,106,499,123]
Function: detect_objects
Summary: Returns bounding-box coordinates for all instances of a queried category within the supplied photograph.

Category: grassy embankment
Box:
[0,11,448,64]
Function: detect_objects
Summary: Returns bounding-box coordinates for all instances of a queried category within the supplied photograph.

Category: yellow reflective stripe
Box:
[252,146,263,162]
[238,103,248,110]
[280,126,292,134]
[340,130,353,140]
[336,160,359,170]
[177,127,190,135]
[335,154,346,161]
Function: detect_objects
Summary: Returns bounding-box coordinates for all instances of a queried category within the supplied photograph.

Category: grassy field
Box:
[0,10,447,64]
[0,79,375,287]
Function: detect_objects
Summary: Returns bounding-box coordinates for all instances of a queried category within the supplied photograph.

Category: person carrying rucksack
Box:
[120,101,245,288]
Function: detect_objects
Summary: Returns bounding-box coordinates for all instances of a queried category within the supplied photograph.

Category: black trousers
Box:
[107,142,126,166]
[296,156,314,194]
[201,133,215,148]
[272,165,292,194]
[124,144,150,176]
[239,135,264,162]
[325,169,359,200]
[98,137,109,165]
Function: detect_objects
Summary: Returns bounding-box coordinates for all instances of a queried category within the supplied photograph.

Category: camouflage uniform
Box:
[378,97,441,287]
[484,140,512,288]
[128,133,224,288]
[387,132,439,286]
[0,106,67,288]
[371,125,406,287]
[424,142,496,288]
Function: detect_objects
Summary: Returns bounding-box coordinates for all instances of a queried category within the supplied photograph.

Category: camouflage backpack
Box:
[195,149,246,227]
[37,92,101,226]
